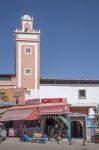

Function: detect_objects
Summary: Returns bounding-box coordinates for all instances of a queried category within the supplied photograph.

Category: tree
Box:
[0,90,10,101]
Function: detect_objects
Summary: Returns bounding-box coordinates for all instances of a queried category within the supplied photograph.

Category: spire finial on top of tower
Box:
[22,15,33,21]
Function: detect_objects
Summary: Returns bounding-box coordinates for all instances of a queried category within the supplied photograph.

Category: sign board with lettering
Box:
[41,98,67,103]
[25,99,40,105]
[39,105,70,115]
[0,101,16,107]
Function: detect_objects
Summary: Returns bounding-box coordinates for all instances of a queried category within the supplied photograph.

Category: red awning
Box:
[26,108,39,120]
[0,108,38,121]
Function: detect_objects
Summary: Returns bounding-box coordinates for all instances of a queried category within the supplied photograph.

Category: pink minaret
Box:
[14,15,40,100]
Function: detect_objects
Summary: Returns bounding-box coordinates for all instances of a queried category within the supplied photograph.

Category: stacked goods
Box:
[33,133,42,138]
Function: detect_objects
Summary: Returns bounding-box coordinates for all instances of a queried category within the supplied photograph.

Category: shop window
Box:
[78,90,86,99]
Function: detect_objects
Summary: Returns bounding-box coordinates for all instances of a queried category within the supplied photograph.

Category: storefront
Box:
[0,98,88,140]
[0,105,39,137]
[38,98,70,138]
[0,98,71,139]
[66,113,87,140]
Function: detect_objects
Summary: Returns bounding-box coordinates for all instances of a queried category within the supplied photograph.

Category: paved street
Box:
[0,138,99,150]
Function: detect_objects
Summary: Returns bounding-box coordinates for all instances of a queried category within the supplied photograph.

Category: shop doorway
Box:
[45,117,55,136]
[71,121,83,138]
[45,116,66,138]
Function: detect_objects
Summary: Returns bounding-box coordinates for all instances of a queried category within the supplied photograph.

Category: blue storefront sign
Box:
[0,101,16,106]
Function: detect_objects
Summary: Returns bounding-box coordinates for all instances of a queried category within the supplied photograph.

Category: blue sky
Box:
[0,0,99,79]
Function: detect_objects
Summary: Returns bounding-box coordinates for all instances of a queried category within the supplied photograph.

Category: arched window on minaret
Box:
[21,15,33,32]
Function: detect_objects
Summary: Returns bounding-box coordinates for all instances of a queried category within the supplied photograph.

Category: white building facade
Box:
[40,79,99,115]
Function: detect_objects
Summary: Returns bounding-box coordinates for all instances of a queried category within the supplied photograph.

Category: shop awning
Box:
[0,109,7,114]
[26,108,39,120]
[0,108,38,121]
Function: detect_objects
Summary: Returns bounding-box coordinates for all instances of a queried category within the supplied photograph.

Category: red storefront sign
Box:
[39,105,70,115]
[41,98,67,103]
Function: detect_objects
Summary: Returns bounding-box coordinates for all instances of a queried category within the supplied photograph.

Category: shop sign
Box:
[25,99,40,105]
[0,101,16,106]
[70,116,85,121]
[39,105,70,115]
[41,98,67,103]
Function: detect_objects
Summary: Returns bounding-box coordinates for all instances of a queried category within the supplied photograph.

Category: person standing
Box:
[66,128,71,144]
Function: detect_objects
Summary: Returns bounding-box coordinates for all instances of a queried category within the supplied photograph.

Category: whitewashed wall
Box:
[25,89,40,100]
[40,84,99,105]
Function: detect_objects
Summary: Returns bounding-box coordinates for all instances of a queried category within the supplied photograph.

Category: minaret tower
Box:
[14,15,40,100]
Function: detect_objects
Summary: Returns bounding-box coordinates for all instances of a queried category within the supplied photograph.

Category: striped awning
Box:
[0,108,38,121]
